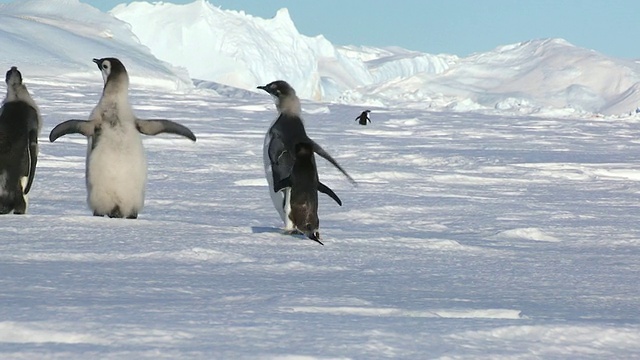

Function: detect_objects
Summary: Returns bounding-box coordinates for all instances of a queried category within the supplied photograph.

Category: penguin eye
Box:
[102,64,109,70]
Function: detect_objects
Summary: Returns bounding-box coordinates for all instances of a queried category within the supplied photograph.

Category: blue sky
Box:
[4,0,639,59]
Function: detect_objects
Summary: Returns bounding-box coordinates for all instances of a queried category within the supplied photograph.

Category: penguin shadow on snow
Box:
[250,226,310,243]
[49,57,196,219]
[258,80,356,245]
[250,226,283,234]
[249,226,316,244]
[0,66,42,215]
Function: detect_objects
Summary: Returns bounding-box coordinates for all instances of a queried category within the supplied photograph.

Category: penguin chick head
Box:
[4,66,32,105]
[5,66,22,87]
[257,80,300,115]
[93,57,128,85]
[257,80,295,98]
[306,227,323,246]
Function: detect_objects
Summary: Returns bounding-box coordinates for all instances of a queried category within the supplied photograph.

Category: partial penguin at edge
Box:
[0,66,41,214]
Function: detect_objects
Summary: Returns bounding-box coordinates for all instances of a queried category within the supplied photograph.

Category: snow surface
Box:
[1,0,640,359]
[0,0,191,89]
[110,0,640,116]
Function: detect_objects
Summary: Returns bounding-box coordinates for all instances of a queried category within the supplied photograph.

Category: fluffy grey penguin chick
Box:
[49,57,196,219]
[258,80,354,241]
[0,67,41,214]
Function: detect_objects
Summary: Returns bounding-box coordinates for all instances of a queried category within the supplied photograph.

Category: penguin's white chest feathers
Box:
[263,123,285,219]
[263,120,294,230]
[86,103,147,215]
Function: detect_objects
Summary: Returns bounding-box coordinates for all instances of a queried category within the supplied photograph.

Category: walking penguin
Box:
[258,80,355,243]
[355,110,371,125]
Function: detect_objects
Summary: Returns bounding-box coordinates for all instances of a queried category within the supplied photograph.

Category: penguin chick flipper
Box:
[136,119,196,141]
[49,120,94,142]
[311,141,357,186]
[318,182,342,206]
[24,129,38,194]
[274,177,292,193]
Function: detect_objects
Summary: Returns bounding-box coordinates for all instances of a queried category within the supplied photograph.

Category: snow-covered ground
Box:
[1,70,640,358]
[1,0,640,358]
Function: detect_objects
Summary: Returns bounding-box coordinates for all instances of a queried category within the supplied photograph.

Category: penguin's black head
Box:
[307,228,323,246]
[257,80,295,98]
[5,66,22,86]
[93,57,127,84]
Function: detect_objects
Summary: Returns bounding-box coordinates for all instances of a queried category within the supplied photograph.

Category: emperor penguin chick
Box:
[258,80,355,235]
[0,67,42,214]
[49,58,196,219]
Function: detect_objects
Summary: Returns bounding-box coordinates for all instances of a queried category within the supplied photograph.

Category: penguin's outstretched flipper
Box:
[135,119,196,141]
[49,119,94,142]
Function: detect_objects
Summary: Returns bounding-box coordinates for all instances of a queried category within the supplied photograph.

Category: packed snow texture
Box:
[1,0,640,358]
[0,0,191,89]
[2,70,640,359]
[110,0,640,116]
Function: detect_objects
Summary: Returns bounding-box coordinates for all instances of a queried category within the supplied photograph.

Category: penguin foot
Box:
[14,196,27,214]
[108,206,123,218]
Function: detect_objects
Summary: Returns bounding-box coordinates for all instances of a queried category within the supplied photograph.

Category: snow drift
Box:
[359,38,640,115]
[0,0,191,89]
[111,0,640,116]
[111,0,454,101]
[2,0,640,116]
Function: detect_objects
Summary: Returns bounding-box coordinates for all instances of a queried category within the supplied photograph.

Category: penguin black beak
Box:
[5,66,22,84]
[308,232,324,246]
[257,85,276,96]
[257,85,270,94]
[92,58,101,68]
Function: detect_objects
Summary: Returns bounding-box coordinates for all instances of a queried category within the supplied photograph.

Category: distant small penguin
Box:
[0,67,42,214]
[355,110,371,125]
[258,80,355,235]
[49,57,196,219]
[274,142,342,245]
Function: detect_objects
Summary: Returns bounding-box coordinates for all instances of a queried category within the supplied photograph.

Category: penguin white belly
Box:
[87,126,146,216]
[20,175,29,213]
[263,131,285,222]
[263,130,296,231]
